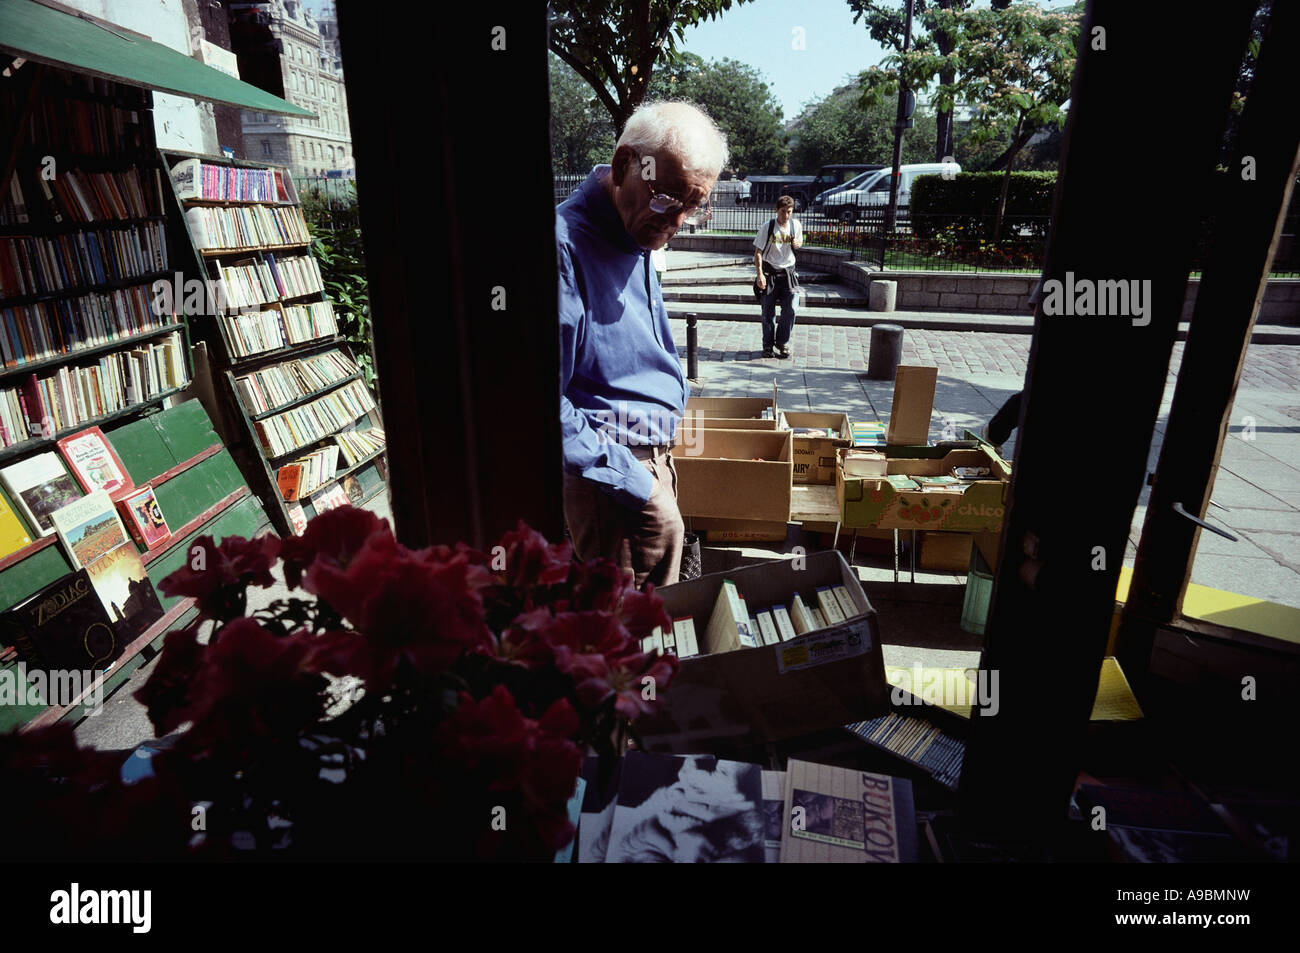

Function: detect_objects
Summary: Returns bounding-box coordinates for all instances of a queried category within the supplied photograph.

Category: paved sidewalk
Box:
[672,318,1300,610]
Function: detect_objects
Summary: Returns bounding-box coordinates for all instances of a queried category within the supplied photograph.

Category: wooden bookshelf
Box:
[160,149,387,537]
[0,67,194,461]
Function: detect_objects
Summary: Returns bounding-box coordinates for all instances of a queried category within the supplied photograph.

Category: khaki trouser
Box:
[563,445,684,590]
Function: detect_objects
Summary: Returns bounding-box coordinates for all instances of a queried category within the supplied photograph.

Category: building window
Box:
[261,140,272,156]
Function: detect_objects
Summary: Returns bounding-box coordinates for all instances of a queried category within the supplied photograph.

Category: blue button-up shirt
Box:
[556,166,687,509]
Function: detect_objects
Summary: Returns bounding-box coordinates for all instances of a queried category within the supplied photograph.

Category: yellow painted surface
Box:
[1115,566,1300,645]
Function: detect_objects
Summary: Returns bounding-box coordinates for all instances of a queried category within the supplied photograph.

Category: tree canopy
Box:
[548,0,757,135]
[549,54,617,173]
[646,53,787,174]
[786,82,937,173]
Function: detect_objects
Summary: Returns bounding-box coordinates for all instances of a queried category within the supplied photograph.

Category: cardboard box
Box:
[837,445,1011,532]
[886,366,937,446]
[684,384,777,423]
[683,416,776,431]
[780,411,854,485]
[672,428,792,523]
[636,551,890,752]
[691,517,788,543]
[918,531,974,571]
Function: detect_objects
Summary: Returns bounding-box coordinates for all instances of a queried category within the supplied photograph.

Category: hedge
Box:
[910,171,1057,239]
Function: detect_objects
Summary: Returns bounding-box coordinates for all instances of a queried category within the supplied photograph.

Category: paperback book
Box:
[781,759,917,863]
[57,425,133,497]
[51,490,162,642]
[0,452,84,536]
[0,568,121,671]
[117,484,170,550]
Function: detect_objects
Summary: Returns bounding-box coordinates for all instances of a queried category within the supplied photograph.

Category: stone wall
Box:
[671,234,1300,323]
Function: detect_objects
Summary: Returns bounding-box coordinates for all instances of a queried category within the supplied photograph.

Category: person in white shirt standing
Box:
[753,195,803,359]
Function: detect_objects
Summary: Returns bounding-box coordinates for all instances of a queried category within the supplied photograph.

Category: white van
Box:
[822,162,960,222]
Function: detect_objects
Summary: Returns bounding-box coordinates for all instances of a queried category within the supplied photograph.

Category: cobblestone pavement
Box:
[667,318,1300,387]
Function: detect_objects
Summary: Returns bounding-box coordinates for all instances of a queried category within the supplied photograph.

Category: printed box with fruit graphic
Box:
[837,446,1011,532]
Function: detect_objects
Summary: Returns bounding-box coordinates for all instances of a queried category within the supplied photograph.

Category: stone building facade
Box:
[237,0,353,177]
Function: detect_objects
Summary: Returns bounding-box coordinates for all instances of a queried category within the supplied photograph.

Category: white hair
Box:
[616,101,729,179]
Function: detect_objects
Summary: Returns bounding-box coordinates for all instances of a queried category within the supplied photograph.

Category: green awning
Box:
[0,0,315,117]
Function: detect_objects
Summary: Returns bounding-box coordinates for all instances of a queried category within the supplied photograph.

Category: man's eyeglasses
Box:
[639,174,711,224]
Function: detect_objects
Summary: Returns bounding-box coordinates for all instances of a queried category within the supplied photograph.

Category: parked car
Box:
[823,162,960,222]
[810,168,886,211]
[791,164,885,212]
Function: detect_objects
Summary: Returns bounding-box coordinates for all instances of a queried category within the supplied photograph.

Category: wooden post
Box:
[957,1,1260,837]
[1116,1,1300,695]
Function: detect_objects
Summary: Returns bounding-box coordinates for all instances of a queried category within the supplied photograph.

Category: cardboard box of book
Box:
[778,410,854,485]
[684,384,776,423]
[837,444,1010,532]
[635,551,890,752]
[672,427,793,523]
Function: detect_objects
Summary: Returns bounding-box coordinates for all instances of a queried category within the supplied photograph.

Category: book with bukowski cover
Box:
[781,759,917,863]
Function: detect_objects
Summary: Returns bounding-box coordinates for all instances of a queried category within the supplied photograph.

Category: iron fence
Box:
[551,177,1300,276]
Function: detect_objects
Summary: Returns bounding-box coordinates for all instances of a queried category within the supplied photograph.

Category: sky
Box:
[677,0,892,121]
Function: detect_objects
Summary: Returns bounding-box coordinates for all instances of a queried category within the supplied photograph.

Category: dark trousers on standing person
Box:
[562,444,684,590]
[761,266,796,353]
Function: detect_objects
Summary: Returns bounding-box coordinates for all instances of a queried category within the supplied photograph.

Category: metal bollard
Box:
[867,323,905,380]
[686,312,698,380]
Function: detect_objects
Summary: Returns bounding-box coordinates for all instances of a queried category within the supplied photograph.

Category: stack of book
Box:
[641,577,862,659]
[276,444,340,501]
[218,309,290,358]
[217,260,280,310]
[0,223,168,295]
[265,254,324,299]
[233,350,359,416]
[183,204,310,250]
[49,168,165,222]
[169,158,291,204]
[281,301,338,344]
[335,426,385,466]
[253,379,378,457]
[1,284,171,368]
[9,75,148,157]
[575,751,916,863]
[851,420,887,448]
[0,331,187,447]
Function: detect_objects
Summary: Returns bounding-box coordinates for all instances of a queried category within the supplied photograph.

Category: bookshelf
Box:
[0,67,194,474]
[159,150,387,536]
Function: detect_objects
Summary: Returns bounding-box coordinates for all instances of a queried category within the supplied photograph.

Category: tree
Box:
[549,54,616,173]
[860,1,1081,238]
[786,82,936,173]
[547,0,757,136]
[846,0,978,162]
[645,53,787,173]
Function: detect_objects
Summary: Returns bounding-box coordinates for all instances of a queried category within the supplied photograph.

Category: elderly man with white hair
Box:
[555,101,728,589]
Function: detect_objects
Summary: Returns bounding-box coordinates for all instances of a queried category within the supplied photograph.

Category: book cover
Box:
[57,426,133,497]
[287,502,307,536]
[117,484,171,550]
[771,605,797,641]
[604,753,764,863]
[0,489,32,559]
[790,593,814,635]
[577,756,625,864]
[817,587,846,626]
[672,616,698,658]
[51,491,162,643]
[0,569,120,671]
[277,463,303,501]
[832,585,858,619]
[642,626,664,655]
[0,452,84,536]
[702,579,749,654]
[781,759,917,863]
[761,770,786,864]
[756,610,780,647]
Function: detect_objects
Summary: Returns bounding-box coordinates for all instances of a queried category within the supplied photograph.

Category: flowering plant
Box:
[1,508,677,861]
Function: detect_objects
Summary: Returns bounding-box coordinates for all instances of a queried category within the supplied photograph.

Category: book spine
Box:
[771,605,797,641]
